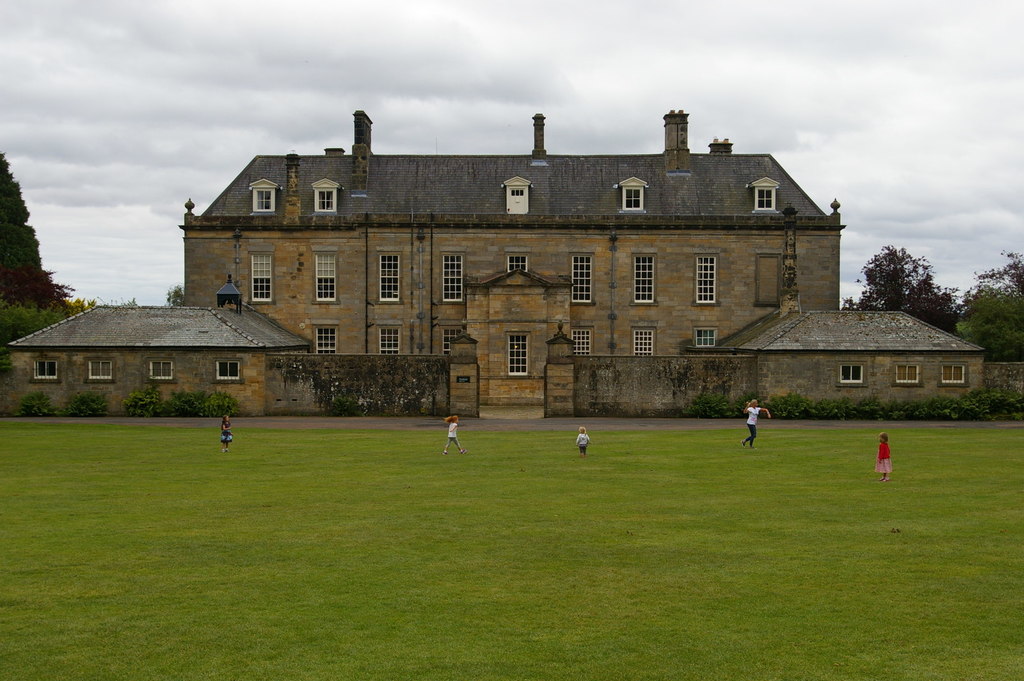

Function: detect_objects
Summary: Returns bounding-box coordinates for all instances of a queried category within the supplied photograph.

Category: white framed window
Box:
[504,176,530,214]
[315,254,336,301]
[895,364,919,384]
[34,360,57,380]
[251,254,272,301]
[249,179,279,213]
[618,177,648,211]
[442,327,464,355]
[840,364,864,384]
[941,364,966,385]
[443,255,463,301]
[316,327,337,354]
[748,177,780,212]
[572,255,592,303]
[149,360,173,380]
[508,335,528,375]
[633,329,654,356]
[379,255,400,301]
[379,328,400,354]
[507,255,528,272]
[634,256,654,303]
[696,256,717,303]
[88,360,112,380]
[216,360,241,380]
[572,329,592,356]
[694,329,717,347]
[312,178,340,213]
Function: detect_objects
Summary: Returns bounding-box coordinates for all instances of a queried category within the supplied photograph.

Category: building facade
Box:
[182,110,844,406]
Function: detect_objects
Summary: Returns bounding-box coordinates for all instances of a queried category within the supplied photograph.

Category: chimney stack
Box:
[532,113,547,161]
[352,110,373,191]
[663,110,690,172]
[708,138,733,155]
[284,153,301,223]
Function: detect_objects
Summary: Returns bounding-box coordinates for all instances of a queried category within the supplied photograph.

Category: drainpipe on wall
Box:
[608,227,618,354]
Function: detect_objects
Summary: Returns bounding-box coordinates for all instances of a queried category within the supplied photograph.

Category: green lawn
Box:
[1,423,1021,681]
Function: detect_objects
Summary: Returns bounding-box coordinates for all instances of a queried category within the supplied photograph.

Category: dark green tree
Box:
[842,245,962,333]
[0,151,41,269]
[166,284,185,306]
[960,252,1024,360]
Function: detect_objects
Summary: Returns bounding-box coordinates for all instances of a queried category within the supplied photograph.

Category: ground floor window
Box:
[316,327,337,354]
[508,335,528,374]
[150,360,174,380]
[895,364,919,384]
[694,328,717,347]
[380,328,400,354]
[88,360,113,380]
[633,329,654,356]
[34,360,57,380]
[840,364,863,383]
[941,364,965,384]
[442,327,464,354]
[571,329,592,355]
[217,360,241,380]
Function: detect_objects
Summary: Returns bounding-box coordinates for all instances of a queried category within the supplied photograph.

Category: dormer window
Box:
[748,177,780,212]
[503,176,531,214]
[249,179,279,213]
[312,178,341,213]
[617,177,648,211]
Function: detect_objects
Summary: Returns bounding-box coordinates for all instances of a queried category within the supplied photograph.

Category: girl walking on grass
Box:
[741,399,771,448]
[576,426,591,457]
[442,415,467,455]
[876,432,892,481]
[220,415,233,452]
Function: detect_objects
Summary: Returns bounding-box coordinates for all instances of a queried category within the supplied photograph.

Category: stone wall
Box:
[264,353,449,416]
[573,355,756,417]
[983,363,1024,392]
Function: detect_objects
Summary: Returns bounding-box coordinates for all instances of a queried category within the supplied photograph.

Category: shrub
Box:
[63,392,108,417]
[810,397,856,420]
[331,394,364,417]
[17,391,57,416]
[123,385,165,417]
[767,393,812,419]
[204,391,239,418]
[166,390,208,417]
[852,397,885,420]
[688,393,733,418]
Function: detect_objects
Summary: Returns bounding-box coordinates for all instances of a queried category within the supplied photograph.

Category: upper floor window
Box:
[748,177,780,212]
[443,255,463,302]
[503,176,531,214]
[572,329,592,356]
[941,364,966,385]
[34,360,57,380]
[634,255,654,303]
[618,177,648,211]
[251,254,272,301]
[572,255,592,303]
[507,255,528,272]
[312,178,341,213]
[379,255,400,301]
[249,179,279,213]
[696,256,717,303]
[315,254,336,301]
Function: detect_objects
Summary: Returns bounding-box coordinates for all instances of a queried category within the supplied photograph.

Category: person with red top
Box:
[875,432,892,481]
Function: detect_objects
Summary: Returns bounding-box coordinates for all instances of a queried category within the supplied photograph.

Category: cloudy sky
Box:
[2,0,1022,305]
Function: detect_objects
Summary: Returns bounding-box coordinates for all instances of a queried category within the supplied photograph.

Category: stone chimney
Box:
[663,110,690,172]
[708,138,733,154]
[324,147,346,157]
[780,205,801,315]
[284,153,301,224]
[352,110,373,191]
[533,113,547,161]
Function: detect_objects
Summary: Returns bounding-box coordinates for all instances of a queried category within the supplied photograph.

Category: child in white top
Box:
[442,415,467,455]
[576,426,591,457]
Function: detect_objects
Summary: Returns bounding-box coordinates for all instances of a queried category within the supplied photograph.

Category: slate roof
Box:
[719,311,983,353]
[9,306,309,350]
[202,152,826,218]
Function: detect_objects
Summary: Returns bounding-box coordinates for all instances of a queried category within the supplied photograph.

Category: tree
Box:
[960,252,1024,360]
[166,284,185,306]
[842,246,962,333]
[0,265,72,308]
[0,152,42,269]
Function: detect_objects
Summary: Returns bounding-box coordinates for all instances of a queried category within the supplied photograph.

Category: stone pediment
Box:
[470,269,569,288]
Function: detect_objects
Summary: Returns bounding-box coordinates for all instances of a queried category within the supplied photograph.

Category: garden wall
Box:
[984,363,1024,393]
[573,355,756,417]
[264,354,450,416]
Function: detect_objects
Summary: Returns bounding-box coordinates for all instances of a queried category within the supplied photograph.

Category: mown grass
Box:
[1,423,1021,680]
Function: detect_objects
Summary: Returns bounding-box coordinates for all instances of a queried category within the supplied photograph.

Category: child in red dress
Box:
[875,432,892,481]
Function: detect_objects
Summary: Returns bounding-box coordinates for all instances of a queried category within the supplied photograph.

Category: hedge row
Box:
[688,389,1024,421]
[16,387,239,418]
